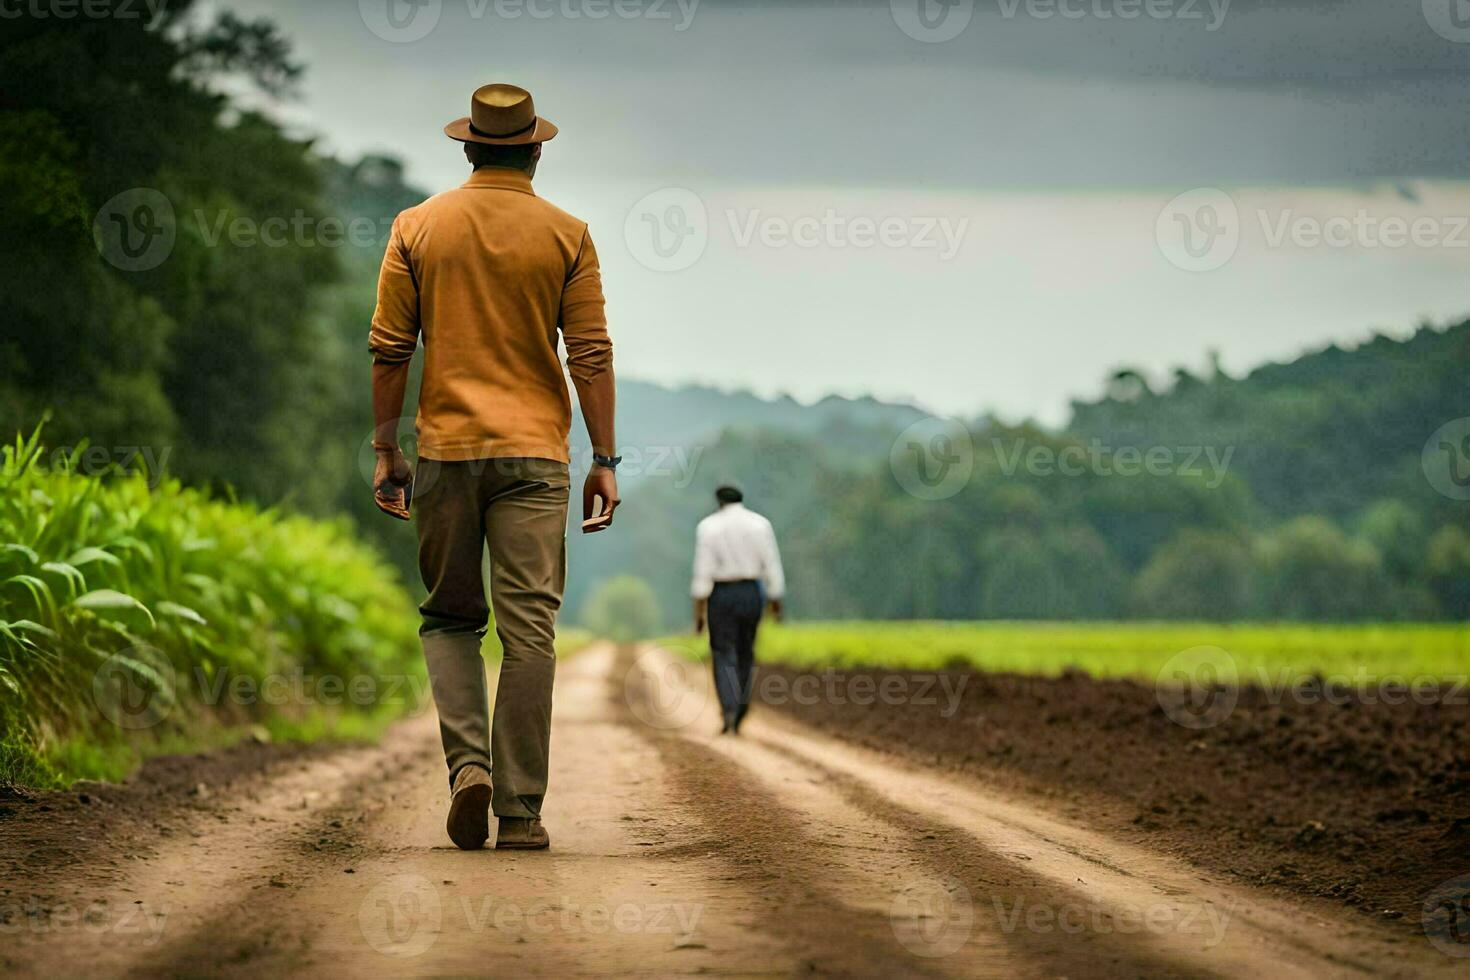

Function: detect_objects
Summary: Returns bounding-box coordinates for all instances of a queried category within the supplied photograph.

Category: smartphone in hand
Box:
[581,493,613,533]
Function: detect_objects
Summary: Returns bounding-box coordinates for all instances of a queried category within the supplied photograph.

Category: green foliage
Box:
[580,575,662,644]
[1257,517,1387,621]
[1427,525,1470,619]
[0,427,422,788]
[1132,530,1254,620]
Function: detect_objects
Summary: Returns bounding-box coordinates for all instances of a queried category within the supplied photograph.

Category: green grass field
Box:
[660,621,1470,684]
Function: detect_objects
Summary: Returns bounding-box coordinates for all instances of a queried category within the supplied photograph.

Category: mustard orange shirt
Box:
[368,166,611,462]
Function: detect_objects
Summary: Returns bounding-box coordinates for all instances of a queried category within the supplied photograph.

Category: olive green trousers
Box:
[413,457,568,819]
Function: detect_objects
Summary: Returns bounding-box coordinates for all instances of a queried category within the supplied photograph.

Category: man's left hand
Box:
[373,447,413,521]
[582,465,620,533]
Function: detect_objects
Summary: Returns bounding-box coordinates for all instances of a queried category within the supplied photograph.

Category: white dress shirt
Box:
[690,503,785,600]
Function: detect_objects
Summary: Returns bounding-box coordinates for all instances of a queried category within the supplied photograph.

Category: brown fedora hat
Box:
[444,83,558,145]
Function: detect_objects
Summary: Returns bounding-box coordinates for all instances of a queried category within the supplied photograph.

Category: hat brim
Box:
[444,116,558,145]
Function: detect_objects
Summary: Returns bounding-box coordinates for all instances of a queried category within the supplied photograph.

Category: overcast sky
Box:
[220,0,1470,424]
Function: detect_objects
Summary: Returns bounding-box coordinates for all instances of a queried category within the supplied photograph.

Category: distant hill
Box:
[1068,321,1470,525]
[577,381,927,480]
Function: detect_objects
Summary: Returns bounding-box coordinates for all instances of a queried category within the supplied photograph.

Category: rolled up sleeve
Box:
[368,215,421,365]
[561,228,612,385]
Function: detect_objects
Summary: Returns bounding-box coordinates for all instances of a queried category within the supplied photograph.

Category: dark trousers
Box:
[708,580,763,728]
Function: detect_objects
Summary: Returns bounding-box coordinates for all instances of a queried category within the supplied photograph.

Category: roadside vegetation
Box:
[0,429,423,789]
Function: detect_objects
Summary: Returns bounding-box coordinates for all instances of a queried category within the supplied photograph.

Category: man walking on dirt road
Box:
[368,83,621,852]
[692,486,785,734]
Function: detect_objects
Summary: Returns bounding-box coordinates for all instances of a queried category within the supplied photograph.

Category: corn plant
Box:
[0,425,423,787]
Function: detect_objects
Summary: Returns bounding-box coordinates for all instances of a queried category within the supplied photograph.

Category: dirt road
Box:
[1,643,1458,978]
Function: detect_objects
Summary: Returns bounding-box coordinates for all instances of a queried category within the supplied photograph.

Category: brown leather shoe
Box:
[495,816,550,850]
[446,764,492,850]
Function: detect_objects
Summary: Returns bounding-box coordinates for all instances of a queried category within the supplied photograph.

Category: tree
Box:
[580,576,663,644]
[1257,517,1387,621]
[1131,529,1254,620]
[1426,525,1470,619]
[1354,499,1428,585]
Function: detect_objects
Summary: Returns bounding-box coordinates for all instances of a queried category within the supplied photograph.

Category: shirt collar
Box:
[461,167,536,196]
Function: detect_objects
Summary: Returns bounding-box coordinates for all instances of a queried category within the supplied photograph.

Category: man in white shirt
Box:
[691,485,786,734]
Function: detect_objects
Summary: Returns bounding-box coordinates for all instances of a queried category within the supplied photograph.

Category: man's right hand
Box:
[373,447,413,521]
[693,598,707,635]
[769,598,783,623]
[582,465,620,533]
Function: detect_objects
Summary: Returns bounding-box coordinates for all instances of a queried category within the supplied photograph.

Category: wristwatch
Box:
[593,454,622,470]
